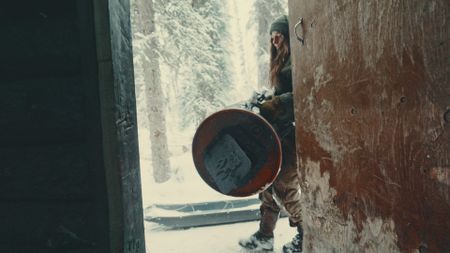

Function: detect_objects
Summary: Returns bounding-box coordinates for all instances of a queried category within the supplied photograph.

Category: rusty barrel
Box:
[192,108,282,197]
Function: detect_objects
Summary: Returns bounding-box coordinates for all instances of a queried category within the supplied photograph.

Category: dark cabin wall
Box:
[0,1,145,252]
[288,1,449,253]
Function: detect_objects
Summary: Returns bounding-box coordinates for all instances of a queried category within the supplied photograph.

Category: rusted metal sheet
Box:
[289,1,449,252]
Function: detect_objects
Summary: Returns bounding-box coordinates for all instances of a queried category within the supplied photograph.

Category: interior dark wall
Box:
[0,1,145,252]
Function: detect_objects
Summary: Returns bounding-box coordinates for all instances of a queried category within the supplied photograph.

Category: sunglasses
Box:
[271,33,284,45]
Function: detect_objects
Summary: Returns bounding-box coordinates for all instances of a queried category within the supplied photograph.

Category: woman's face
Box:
[271,31,284,49]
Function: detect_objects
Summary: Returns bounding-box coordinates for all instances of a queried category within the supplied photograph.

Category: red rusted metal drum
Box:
[192,108,282,197]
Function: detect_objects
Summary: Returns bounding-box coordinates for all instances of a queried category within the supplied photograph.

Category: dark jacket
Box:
[274,56,292,96]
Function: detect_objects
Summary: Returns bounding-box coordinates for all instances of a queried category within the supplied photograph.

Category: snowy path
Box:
[145,218,296,253]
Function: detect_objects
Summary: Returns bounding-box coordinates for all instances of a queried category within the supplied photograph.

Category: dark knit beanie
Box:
[269,15,289,36]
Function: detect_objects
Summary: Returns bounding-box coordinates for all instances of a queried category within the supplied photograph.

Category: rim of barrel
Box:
[192,108,282,197]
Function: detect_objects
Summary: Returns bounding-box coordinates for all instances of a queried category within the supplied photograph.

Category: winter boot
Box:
[282,226,303,253]
[238,231,274,252]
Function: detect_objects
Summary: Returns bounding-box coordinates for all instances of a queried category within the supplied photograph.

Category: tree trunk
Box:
[133,0,171,183]
[231,0,251,89]
[255,0,271,89]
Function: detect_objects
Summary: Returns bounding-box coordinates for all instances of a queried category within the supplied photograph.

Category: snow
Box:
[145,203,261,218]
[137,0,259,207]
[134,1,294,252]
[139,127,252,207]
[227,0,259,104]
[145,219,297,253]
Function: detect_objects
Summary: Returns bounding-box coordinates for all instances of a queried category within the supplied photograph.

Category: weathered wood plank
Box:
[93,0,146,252]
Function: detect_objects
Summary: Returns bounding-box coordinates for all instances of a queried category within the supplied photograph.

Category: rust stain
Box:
[291,0,450,252]
[429,167,450,186]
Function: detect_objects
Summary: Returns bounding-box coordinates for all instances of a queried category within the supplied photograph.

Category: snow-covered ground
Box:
[139,127,252,207]
[140,136,297,252]
[138,0,259,208]
[136,1,295,252]
[145,219,297,253]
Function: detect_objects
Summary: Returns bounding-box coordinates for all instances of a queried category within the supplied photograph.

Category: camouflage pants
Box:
[258,130,302,236]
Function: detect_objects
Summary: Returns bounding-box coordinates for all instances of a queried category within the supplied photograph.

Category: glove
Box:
[259,96,282,123]
[260,94,294,124]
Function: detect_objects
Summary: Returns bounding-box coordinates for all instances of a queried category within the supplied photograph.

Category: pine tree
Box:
[132,0,171,183]
[181,0,232,128]
[151,1,213,128]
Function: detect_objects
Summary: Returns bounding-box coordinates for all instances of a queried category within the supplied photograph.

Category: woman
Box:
[239,15,303,253]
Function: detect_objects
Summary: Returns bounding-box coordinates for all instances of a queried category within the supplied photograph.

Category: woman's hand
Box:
[260,93,294,125]
[260,96,282,123]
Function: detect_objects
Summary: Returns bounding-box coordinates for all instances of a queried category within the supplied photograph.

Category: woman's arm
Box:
[260,92,294,125]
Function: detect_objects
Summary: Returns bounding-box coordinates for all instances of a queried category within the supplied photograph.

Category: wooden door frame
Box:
[93,0,146,252]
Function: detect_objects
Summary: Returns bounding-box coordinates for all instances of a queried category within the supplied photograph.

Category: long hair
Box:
[269,33,290,88]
